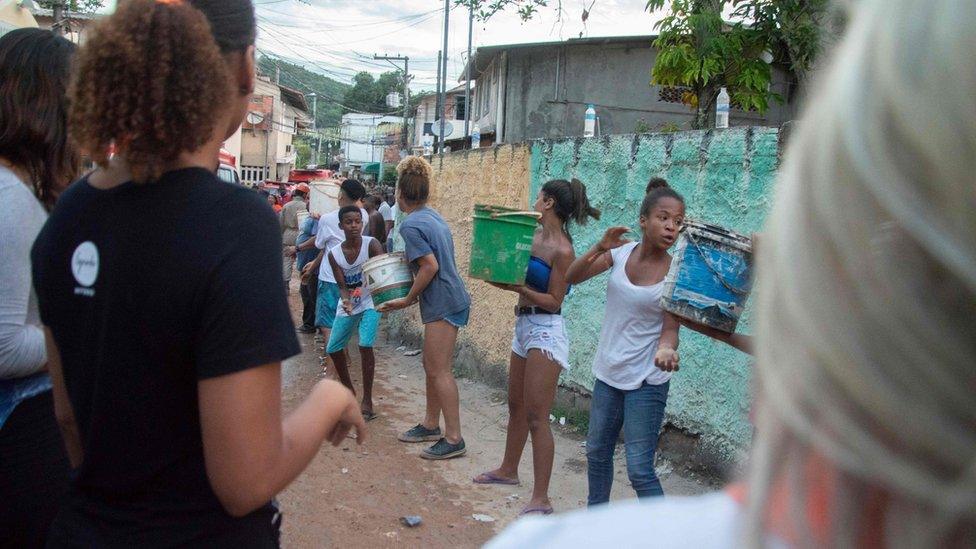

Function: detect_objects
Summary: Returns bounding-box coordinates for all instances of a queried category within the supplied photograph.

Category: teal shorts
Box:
[326,308,382,354]
[316,281,340,329]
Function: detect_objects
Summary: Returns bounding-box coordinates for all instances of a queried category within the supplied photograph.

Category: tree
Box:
[454,0,551,21]
[647,0,834,128]
[256,56,350,129]
[37,0,105,13]
[342,71,405,115]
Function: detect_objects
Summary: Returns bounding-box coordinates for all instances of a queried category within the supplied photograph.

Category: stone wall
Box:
[387,127,781,475]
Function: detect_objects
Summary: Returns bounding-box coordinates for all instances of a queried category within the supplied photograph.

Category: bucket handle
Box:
[489,210,543,220]
[686,231,752,296]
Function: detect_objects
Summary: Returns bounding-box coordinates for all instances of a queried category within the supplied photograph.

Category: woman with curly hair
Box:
[0,28,77,548]
[379,156,472,460]
[31,1,366,546]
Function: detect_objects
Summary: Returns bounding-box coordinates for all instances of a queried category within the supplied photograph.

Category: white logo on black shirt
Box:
[71,241,99,296]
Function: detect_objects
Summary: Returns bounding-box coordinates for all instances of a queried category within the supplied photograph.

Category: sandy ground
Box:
[277,287,712,548]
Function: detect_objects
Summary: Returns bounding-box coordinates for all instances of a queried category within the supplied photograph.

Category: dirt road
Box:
[278,290,711,548]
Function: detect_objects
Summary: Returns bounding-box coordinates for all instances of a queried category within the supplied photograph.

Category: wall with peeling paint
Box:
[387,127,780,470]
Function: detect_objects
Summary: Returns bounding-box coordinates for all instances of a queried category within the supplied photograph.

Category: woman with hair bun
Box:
[32,1,365,546]
[565,181,686,505]
[379,155,472,460]
[472,178,599,515]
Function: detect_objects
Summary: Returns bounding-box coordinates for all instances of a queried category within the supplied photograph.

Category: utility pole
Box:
[464,0,474,138]
[438,0,450,153]
[51,0,66,36]
[373,54,411,154]
[434,50,442,153]
[307,93,318,167]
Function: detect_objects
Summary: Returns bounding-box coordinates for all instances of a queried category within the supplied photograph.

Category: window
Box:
[455,96,466,121]
[241,165,267,185]
[482,72,492,116]
[423,122,433,135]
[285,144,292,153]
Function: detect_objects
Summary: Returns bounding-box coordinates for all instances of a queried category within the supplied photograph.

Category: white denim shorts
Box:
[511,314,570,370]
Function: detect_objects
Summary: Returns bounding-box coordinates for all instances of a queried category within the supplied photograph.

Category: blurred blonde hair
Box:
[748,0,976,546]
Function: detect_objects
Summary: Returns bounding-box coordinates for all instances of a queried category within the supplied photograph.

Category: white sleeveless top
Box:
[329,236,375,317]
[591,241,671,389]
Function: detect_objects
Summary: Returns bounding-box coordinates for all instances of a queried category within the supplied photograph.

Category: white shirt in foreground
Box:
[486,492,786,549]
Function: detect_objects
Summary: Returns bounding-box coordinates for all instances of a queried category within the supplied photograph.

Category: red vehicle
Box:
[217,148,241,185]
[288,168,333,183]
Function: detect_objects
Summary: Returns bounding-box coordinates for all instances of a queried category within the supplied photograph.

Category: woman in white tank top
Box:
[565,180,686,505]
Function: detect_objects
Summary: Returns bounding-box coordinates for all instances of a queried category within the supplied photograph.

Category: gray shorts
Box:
[511,314,570,370]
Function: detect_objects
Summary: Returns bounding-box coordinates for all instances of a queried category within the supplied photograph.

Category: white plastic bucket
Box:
[363,252,413,306]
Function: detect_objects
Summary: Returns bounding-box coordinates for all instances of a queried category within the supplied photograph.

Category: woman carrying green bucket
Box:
[377,156,472,460]
[472,179,600,516]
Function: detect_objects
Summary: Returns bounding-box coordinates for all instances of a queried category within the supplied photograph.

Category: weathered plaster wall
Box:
[387,144,533,386]
[388,127,780,472]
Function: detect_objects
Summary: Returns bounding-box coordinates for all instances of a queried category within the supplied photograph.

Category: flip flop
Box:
[518,505,554,517]
[472,471,520,486]
[362,411,378,422]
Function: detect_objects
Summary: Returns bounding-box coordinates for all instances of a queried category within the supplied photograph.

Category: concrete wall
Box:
[491,40,796,143]
[388,127,780,474]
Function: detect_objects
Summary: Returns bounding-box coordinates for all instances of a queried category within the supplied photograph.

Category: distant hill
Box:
[257,56,350,129]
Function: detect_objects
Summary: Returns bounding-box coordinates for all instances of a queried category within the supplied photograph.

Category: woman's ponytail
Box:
[541,178,601,230]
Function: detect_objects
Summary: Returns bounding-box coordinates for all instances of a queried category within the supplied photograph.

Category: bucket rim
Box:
[363,252,407,266]
[682,220,753,253]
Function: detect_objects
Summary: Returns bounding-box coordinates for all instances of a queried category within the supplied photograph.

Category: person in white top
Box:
[325,206,385,421]
[298,179,369,355]
[565,180,685,505]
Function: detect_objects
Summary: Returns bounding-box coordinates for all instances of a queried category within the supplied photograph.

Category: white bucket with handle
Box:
[363,252,413,307]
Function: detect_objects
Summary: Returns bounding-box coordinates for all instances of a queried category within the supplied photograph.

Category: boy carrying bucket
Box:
[327,206,386,421]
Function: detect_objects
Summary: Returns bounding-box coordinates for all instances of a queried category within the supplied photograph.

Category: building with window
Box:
[413,84,474,149]
[338,113,403,173]
[460,35,799,144]
[239,74,310,185]
[0,0,38,38]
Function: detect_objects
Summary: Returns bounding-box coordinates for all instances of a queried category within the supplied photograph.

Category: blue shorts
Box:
[326,309,382,354]
[439,307,470,328]
[315,281,340,329]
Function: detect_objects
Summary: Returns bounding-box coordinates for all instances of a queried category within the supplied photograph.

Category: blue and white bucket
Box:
[661,221,754,333]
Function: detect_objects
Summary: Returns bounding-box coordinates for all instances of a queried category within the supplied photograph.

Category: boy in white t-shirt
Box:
[326,206,385,420]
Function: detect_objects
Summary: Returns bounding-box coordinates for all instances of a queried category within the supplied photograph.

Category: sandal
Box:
[518,505,554,516]
[472,471,520,486]
[362,410,378,422]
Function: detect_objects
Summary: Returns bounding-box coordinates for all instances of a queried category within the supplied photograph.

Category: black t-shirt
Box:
[31,168,300,547]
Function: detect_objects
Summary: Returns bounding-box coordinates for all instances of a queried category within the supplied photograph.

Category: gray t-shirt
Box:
[399,207,471,324]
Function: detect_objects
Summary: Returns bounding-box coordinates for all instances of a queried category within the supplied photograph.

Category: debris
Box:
[549,414,556,423]
[472,514,496,523]
[404,349,422,357]
[400,516,423,528]
[489,400,505,407]
[559,417,566,426]
[397,374,408,379]
[579,441,587,447]
[384,531,398,539]
[396,345,406,351]
[506,494,521,501]
[341,468,349,474]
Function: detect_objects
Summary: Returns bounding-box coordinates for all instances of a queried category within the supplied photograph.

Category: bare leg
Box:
[328,348,355,394]
[422,365,441,430]
[359,346,375,415]
[423,321,462,443]
[523,349,562,509]
[479,353,527,482]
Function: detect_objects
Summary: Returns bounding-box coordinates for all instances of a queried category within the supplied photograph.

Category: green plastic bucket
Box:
[469,205,540,285]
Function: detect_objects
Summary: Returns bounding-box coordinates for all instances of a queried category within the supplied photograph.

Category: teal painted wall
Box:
[529,127,780,460]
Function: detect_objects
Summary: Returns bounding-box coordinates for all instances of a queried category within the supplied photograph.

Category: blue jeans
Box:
[586,378,670,506]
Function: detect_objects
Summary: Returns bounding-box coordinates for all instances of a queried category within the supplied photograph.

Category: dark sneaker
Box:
[421,438,466,460]
[296,325,316,334]
[398,424,442,443]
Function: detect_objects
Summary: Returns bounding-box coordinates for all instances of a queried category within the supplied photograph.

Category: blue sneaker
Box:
[421,438,466,460]
[398,424,442,443]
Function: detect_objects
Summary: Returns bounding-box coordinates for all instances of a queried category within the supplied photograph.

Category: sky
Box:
[252,0,664,92]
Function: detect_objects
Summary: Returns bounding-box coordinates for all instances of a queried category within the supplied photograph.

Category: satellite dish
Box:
[246,111,265,125]
[432,119,454,138]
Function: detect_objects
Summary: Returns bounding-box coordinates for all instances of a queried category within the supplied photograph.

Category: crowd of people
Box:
[0,0,973,546]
